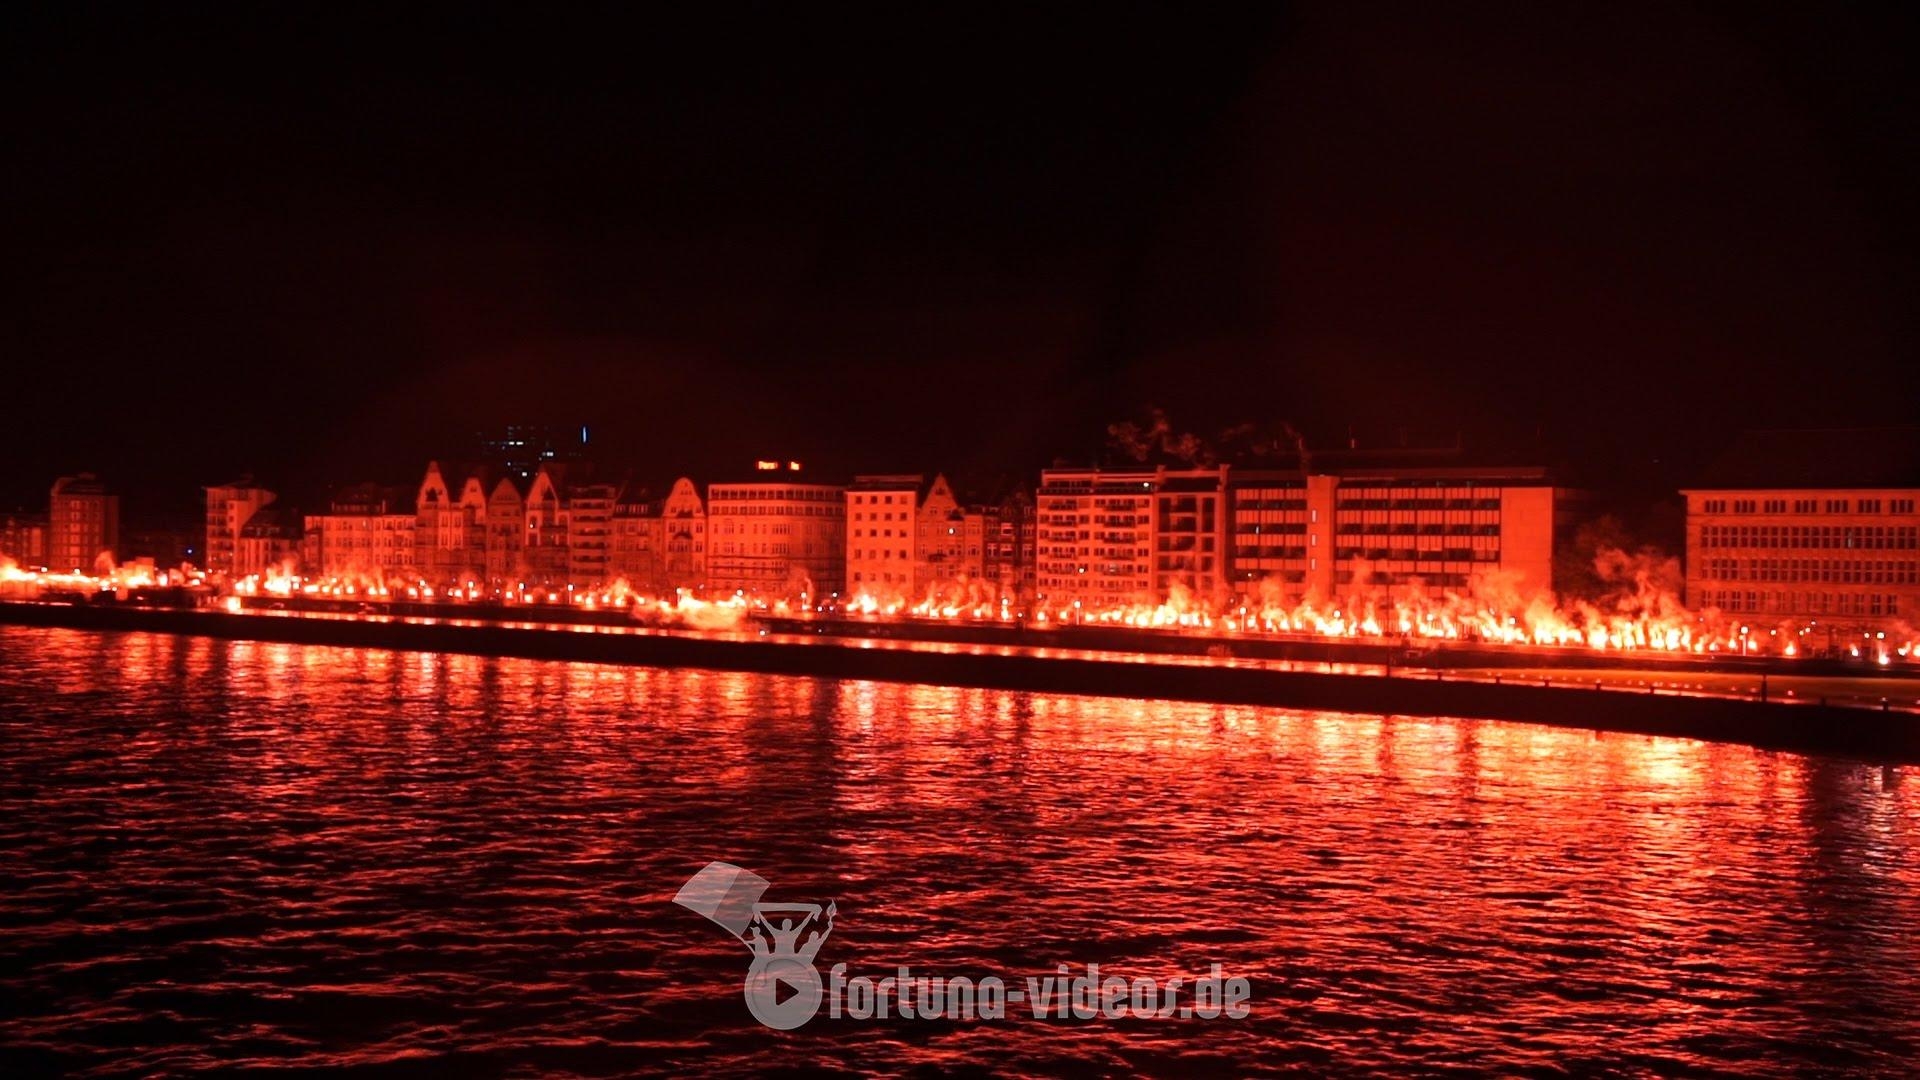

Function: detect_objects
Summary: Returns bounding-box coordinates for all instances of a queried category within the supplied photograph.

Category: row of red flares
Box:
[3,557,1910,666]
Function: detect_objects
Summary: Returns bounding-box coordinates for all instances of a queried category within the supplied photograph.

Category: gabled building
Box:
[521,463,578,587]
[483,474,527,587]
[205,477,276,578]
[608,477,707,595]
[914,474,967,594]
[236,507,304,579]
[845,473,1003,605]
[414,462,493,586]
[657,476,708,592]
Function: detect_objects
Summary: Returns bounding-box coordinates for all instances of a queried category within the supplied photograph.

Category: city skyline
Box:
[8,8,1920,1075]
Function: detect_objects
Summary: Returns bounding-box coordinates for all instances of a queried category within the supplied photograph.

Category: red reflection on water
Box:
[0,626,1917,1075]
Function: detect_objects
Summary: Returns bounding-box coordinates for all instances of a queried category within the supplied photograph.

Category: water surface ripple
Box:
[1,626,1916,1075]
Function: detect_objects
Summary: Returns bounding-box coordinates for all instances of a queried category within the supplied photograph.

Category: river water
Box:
[1,625,1916,1076]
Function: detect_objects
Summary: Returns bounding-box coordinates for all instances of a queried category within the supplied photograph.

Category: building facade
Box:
[414,463,493,586]
[484,475,526,586]
[565,479,619,588]
[303,484,415,584]
[1229,464,1575,608]
[607,477,707,594]
[49,474,120,573]
[707,466,845,599]
[1035,466,1231,611]
[1035,459,1576,615]
[1682,430,1920,641]
[1683,490,1918,635]
[845,475,923,600]
[985,488,1037,601]
[845,474,1009,606]
[520,465,576,587]
[913,474,970,594]
[205,478,276,578]
[656,477,708,593]
[0,513,49,568]
[235,507,304,579]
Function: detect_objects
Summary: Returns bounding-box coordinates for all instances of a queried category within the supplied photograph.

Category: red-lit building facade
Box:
[1683,429,1919,641]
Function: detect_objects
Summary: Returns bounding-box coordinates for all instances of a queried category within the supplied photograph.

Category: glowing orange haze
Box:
[3,549,1912,665]
[846,548,1916,666]
[0,553,185,595]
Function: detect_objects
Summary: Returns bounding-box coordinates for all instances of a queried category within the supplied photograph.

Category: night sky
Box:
[7,4,1918,520]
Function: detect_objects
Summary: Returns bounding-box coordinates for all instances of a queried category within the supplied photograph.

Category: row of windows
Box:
[1335,548,1500,563]
[1335,570,1473,588]
[1231,568,1309,585]
[1042,547,1150,561]
[1702,498,1915,515]
[1052,495,1152,509]
[710,543,840,557]
[1698,525,1918,550]
[1035,560,1150,575]
[712,522,827,536]
[709,505,839,516]
[1237,546,1310,561]
[1038,527,1146,542]
[1705,590,1902,617]
[1337,482,1511,493]
[1336,523,1503,537]
[1695,558,1919,585]
[1335,498,1504,511]
[1158,514,1221,530]
[850,549,911,561]
[1155,555,1218,571]
[710,488,840,502]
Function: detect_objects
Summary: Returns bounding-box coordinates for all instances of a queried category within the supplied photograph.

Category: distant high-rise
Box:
[48,474,120,573]
[474,424,590,482]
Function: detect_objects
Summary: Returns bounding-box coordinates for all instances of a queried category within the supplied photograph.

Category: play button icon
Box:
[745,956,824,1030]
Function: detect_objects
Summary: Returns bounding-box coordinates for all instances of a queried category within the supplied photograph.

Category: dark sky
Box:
[7,3,1917,519]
